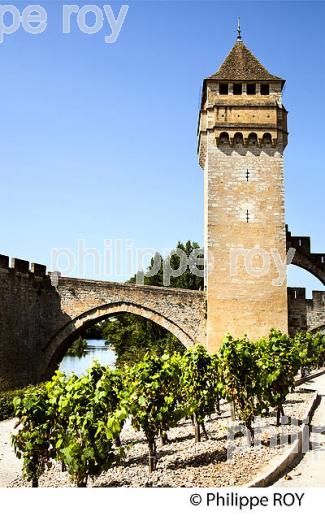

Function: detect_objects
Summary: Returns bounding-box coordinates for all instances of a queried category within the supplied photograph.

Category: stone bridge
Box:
[0,255,206,390]
[286,228,325,335]
[0,227,324,390]
[42,275,207,380]
[286,226,325,284]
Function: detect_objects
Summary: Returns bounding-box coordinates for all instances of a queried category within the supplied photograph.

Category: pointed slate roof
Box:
[208,41,284,83]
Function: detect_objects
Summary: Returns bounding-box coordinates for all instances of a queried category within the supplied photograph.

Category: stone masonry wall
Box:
[0,257,62,390]
[288,287,325,335]
[307,291,325,330]
[198,74,288,352]
[204,136,288,351]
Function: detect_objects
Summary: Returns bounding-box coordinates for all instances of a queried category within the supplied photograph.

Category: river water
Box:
[59,339,116,376]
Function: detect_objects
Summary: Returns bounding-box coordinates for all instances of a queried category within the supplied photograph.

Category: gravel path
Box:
[0,418,21,487]
[274,373,325,487]
[2,387,314,488]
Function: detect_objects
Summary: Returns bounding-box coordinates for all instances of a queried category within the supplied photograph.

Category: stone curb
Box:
[295,367,325,386]
[247,390,320,487]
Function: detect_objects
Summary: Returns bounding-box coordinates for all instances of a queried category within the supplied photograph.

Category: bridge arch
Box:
[309,323,325,334]
[286,227,325,286]
[42,300,195,379]
[290,250,325,285]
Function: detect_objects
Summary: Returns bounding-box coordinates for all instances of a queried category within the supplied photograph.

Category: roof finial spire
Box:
[237,17,242,41]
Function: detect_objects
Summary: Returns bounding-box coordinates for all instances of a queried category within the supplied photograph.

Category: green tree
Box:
[102,315,184,368]
[102,240,203,366]
[66,337,88,357]
[130,240,204,290]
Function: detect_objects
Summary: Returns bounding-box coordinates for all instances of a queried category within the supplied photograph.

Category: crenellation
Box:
[10,257,30,273]
[288,288,325,335]
[31,263,47,277]
[0,254,9,270]
[0,255,48,277]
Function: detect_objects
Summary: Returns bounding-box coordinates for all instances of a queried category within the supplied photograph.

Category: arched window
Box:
[262,132,272,146]
[219,132,230,145]
[248,132,258,146]
[233,132,244,145]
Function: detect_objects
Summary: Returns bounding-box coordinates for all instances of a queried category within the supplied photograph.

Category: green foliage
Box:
[12,362,125,487]
[180,345,221,441]
[256,330,301,424]
[10,330,325,485]
[82,322,104,340]
[219,329,325,430]
[0,386,41,421]
[129,240,204,290]
[292,331,325,371]
[66,337,88,357]
[102,315,185,368]
[47,366,124,486]
[12,386,54,487]
[218,335,262,437]
[122,351,184,472]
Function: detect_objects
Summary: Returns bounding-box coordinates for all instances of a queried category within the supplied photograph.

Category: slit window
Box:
[233,83,242,95]
[219,83,228,95]
[247,83,256,95]
[260,84,270,95]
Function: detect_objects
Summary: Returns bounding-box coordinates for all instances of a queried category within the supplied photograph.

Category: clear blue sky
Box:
[0,1,324,295]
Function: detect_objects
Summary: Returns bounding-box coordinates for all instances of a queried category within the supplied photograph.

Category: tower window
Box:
[219,83,228,95]
[233,83,242,95]
[234,132,244,145]
[248,132,258,145]
[260,84,270,95]
[247,83,256,95]
[262,133,272,146]
[219,132,230,145]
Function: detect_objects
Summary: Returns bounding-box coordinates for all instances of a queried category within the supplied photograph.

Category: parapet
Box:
[0,255,9,269]
[0,255,47,277]
[287,287,306,300]
[286,226,311,254]
[286,225,325,264]
[288,288,325,305]
[307,291,325,307]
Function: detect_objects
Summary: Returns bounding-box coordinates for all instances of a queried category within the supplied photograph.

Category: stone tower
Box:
[198,28,288,351]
